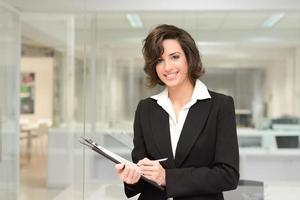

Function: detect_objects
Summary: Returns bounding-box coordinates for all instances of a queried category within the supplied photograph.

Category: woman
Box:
[115,24,239,200]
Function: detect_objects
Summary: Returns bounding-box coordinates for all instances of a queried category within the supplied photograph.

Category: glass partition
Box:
[0,3,21,200]
[19,12,87,200]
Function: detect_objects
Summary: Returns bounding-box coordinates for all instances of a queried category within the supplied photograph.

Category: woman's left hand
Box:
[137,158,166,186]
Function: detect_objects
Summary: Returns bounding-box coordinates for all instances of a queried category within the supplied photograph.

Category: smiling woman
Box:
[115,24,240,200]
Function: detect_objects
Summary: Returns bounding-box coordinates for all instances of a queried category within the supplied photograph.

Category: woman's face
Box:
[155,39,190,89]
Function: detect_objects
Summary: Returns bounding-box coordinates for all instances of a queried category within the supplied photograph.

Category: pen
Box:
[154,158,168,162]
[122,158,168,168]
[136,158,168,167]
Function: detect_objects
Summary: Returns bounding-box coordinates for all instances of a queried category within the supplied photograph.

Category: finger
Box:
[141,170,153,177]
[152,164,161,171]
[130,170,141,184]
[141,163,162,173]
[137,158,151,166]
[138,160,156,167]
[115,164,125,173]
[132,169,141,182]
[142,174,153,181]
[141,165,163,178]
[122,164,140,184]
[127,165,137,181]
[121,165,130,180]
[140,164,155,171]
[141,167,160,177]
[142,173,151,178]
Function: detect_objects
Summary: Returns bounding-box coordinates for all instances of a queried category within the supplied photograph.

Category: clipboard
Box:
[79,136,165,191]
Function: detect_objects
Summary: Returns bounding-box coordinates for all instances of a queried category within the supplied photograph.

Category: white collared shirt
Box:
[151,79,211,157]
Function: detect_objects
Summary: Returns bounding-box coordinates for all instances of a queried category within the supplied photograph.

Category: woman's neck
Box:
[168,80,194,107]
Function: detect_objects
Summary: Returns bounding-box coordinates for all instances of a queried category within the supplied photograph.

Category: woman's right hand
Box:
[115,163,141,184]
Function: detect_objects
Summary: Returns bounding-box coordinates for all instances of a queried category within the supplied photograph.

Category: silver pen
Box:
[137,158,168,167]
[154,158,168,162]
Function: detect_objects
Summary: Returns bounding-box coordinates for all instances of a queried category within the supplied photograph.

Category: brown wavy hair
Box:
[142,24,204,88]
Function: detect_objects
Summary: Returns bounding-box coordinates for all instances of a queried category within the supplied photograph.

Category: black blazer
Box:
[124,91,239,200]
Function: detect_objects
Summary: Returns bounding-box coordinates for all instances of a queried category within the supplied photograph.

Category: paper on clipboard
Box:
[79,136,165,191]
[96,142,130,164]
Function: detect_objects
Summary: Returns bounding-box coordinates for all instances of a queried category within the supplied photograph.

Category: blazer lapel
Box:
[175,99,212,167]
[150,107,176,168]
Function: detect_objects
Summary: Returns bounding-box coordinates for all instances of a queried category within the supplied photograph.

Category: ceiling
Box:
[2,0,300,68]
[3,0,300,12]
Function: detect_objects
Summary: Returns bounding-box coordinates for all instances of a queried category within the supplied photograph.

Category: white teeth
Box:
[165,73,177,80]
[165,72,177,78]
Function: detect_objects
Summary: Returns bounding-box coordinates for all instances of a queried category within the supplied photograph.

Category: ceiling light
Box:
[197,41,236,46]
[262,13,285,28]
[126,14,143,28]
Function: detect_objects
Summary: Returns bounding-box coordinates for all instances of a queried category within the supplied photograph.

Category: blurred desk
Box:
[240,148,300,183]
[264,181,300,200]
[238,128,300,149]
[47,128,300,188]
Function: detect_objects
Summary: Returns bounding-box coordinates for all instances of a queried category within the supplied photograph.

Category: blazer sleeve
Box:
[165,96,240,198]
[124,100,148,198]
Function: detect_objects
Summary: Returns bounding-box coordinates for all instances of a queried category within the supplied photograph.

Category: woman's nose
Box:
[164,60,172,70]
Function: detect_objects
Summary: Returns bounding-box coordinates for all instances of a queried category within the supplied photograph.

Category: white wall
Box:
[295,48,300,117]
[21,57,53,124]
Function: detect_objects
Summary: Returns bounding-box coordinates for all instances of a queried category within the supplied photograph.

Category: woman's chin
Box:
[164,80,180,88]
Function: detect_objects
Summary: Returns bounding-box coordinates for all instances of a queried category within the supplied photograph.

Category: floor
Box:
[19,133,61,200]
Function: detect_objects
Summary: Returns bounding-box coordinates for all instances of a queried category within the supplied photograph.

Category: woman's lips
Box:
[164,72,178,80]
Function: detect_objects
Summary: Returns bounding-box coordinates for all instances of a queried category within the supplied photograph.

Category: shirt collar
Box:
[151,79,211,109]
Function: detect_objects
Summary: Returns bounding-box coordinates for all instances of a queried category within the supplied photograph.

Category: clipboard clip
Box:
[79,136,97,149]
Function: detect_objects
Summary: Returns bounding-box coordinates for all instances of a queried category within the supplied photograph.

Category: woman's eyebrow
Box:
[168,52,181,56]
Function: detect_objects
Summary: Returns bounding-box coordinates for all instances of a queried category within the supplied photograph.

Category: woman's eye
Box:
[171,55,180,60]
[156,58,163,64]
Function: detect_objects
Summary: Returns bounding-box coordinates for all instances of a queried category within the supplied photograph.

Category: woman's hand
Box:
[115,163,141,185]
[138,158,166,186]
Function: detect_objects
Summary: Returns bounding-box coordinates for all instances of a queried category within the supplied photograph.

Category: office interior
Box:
[0,0,300,199]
